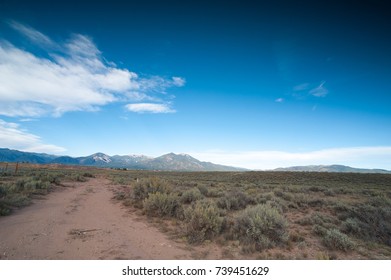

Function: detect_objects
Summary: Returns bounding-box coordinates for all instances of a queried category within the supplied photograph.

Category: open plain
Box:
[1,163,390,259]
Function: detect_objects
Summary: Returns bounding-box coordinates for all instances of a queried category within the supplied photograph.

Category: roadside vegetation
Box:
[0,163,94,216]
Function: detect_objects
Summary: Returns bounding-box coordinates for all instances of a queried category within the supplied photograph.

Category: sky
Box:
[0,0,390,170]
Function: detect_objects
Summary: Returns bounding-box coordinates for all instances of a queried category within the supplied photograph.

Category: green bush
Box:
[0,184,7,198]
[133,177,171,202]
[0,200,11,216]
[3,194,31,208]
[335,197,391,246]
[72,174,87,182]
[323,228,355,251]
[82,172,95,178]
[181,188,203,204]
[197,185,209,196]
[184,200,223,243]
[233,204,289,250]
[143,192,181,218]
[341,218,362,235]
[217,190,253,210]
[24,179,50,193]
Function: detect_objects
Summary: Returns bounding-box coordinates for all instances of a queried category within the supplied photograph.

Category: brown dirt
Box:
[0,177,219,260]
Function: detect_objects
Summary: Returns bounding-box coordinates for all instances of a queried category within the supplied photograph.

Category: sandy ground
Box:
[0,178,212,260]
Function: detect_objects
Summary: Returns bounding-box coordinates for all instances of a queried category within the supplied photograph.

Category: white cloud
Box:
[172,77,186,87]
[293,81,328,99]
[293,83,309,91]
[0,22,185,117]
[125,103,175,113]
[8,20,55,48]
[0,119,66,154]
[309,81,328,97]
[275,98,284,103]
[189,147,391,170]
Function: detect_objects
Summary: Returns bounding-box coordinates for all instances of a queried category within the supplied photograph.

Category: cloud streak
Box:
[0,22,185,117]
[125,103,175,113]
[0,119,66,154]
[309,81,328,97]
[189,147,391,170]
[293,81,329,98]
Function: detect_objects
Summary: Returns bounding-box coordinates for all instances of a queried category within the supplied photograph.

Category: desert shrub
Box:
[184,200,223,243]
[341,218,362,235]
[132,177,171,202]
[143,192,181,218]
[297,215,314,226]
[332,202,352,214]
[24,179,50,193]
[3,193,31,208]
[323,228,355,251]
[113,190,129,201]
[233,204,289,250]
[71,174,87,182]
[205,188,223,198]
[217,190,253,210]
[0,206,11,216]
[312,212,337,226]
[256,192,275,204]
[274,188,295,202]
[180,188,203,204]
[323,189,335,196]
[82,172,95,178]
[308,186,326,192]
[298,212,335,228]
[11,179,28,193]
[197,185,209,196]
[313,224,328,236]
[35,172,62,185]
[343,203,390,245]
[0,184,7,198]
[264,197,287,213]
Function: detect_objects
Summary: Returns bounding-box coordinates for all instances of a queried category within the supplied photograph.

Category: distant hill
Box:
[0,148,244,171]
[274,164,391,174]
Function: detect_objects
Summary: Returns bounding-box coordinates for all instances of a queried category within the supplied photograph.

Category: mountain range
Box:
[0,148,244,171]
[274,164,391,174]
[1,148,390,173]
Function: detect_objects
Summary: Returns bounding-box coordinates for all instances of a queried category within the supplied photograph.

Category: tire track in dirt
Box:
[0,178,195,259]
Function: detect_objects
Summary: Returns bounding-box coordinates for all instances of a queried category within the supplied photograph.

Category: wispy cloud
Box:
[0,119,66,153]
[8,20,55,48]
[293,83,309,91]
[292,81,329,99]
[189,147,391,170]
[309,81,328,97]
[125,103,175,114]
[275,98,284,103]
[172,77,186,87]
[0,21,185,117]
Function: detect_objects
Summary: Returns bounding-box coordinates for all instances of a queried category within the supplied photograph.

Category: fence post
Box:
[15,162,19,175]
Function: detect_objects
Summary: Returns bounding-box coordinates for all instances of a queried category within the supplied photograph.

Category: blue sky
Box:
[0,0,390,169]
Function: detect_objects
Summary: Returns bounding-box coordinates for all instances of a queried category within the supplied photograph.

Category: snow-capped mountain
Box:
[0,148,244,171]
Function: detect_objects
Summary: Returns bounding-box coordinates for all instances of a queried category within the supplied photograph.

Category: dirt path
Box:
[0,178,204,260]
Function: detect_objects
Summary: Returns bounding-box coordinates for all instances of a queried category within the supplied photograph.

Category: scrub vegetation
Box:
[2,162,390,259]
[0,163,94,216]
[112,170,391,259]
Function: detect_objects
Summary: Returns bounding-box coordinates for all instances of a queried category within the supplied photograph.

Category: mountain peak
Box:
[0,148,242,171]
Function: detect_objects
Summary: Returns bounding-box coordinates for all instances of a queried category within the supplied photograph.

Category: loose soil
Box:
[0,177,220,259]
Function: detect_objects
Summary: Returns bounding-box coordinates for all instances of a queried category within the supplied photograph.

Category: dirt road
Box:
[0,178,203,260]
